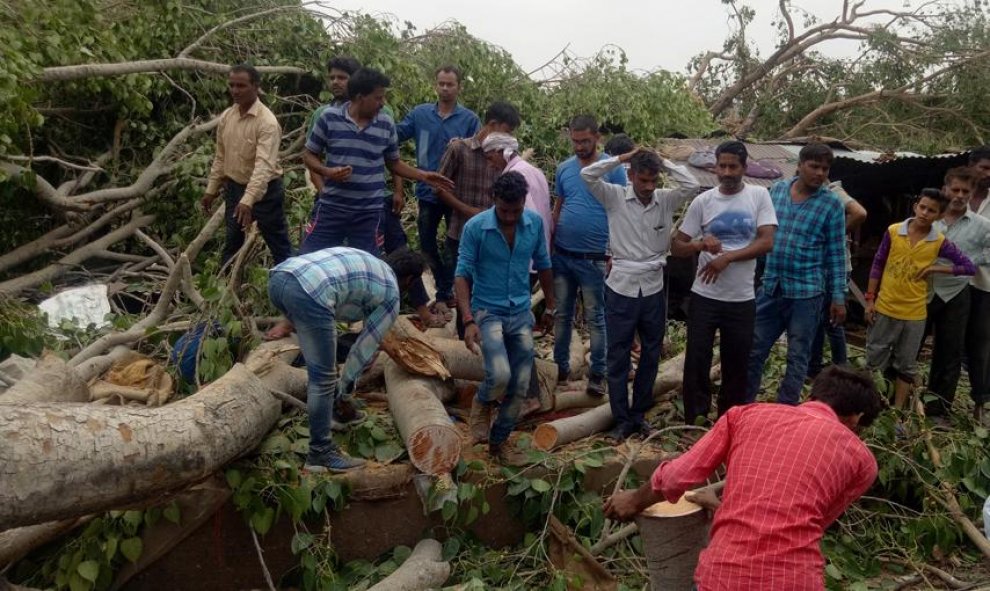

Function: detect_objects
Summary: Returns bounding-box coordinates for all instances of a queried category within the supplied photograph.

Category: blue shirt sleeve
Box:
[554,164,564,197]
[395,107,417,144]
[825,198,847,303]
[607,164,628,186]
[532,218,552,271]
[455,220,479,280]
[305,111,329,156]
[466,111,481,137]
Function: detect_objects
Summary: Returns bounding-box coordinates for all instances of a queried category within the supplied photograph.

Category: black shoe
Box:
[605,423,632,442]
[586,374,606,398]
[632,421,653,439]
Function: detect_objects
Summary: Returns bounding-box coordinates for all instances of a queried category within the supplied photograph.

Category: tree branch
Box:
[179,5,304,59]
[36,58,306,83]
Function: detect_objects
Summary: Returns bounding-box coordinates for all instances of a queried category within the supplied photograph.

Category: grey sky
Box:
[322,0,916,76]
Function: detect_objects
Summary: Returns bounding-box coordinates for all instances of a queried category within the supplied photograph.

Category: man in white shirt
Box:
[581,147,699,440]
[671,141,777,426]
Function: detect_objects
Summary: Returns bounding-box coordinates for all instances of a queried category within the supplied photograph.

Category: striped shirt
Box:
[306,103,399,212]
[271,248,399,394]
[764,178,847,303]
[650,402,877,590]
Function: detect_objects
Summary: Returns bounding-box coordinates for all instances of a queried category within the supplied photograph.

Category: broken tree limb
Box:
[533,353,687,451]
[383,359,461,476]
[553,383,608,412]
[381,316,451,379]
[0,353,297,530]
[37,58,307,83]
[0,353,90,405]
[0,213,156,296]
[0,518,87,569]
[366,538,451,591]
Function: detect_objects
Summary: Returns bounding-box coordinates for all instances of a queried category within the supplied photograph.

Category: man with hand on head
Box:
[672,141,777,426]
[581,146,700,441]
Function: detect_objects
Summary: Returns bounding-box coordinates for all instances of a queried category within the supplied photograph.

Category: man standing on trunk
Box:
[671,141,777,426]
[455,172,555,461]
[746,143,847,405]
[397,66,481,311]
[581,147,700,440]
[967,146,990,420]
[926,167,990,420]
[202,64,292,266]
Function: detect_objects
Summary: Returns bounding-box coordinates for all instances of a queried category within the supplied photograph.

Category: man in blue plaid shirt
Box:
[746,143,847,404]
[268,247,426,472]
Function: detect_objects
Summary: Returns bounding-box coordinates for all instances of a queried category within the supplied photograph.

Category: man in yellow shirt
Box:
[201,64,292,265]
[865,189,975,409]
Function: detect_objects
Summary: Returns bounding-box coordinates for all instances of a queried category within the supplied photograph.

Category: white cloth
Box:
[481,132,519,161]
[679,184,777,302]
[581,156,700,297]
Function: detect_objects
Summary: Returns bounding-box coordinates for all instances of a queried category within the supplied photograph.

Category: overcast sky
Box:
[321,0,922,76]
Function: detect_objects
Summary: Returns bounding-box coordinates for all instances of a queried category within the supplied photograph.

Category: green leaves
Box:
[120,537,143,563]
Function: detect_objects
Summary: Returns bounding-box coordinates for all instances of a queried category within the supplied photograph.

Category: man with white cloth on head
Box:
[482,132,554,252]
[581,146,699,440]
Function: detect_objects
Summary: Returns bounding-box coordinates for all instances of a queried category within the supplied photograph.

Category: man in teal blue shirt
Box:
[455,172,555,461]
[397,66,481,308]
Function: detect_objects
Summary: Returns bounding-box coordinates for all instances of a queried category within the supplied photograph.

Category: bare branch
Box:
[135,229,175,271]
[779,0,795,42]
[179,5,304,59]
[0,163,89,212]
[36,58,306,83]
[4,155,104,173]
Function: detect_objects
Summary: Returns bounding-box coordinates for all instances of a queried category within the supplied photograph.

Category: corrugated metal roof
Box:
[661,138,798,188]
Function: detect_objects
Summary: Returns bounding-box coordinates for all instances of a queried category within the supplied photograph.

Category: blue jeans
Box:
[476,309,535,446]
[808,286,848,377]
[299,201,380,255]
[552,253,607,377]
[605,287,666,429]
[417,201,454,301]
[268,270,338,455]
[746,287,825,405]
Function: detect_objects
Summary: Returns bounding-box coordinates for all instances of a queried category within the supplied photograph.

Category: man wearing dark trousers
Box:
[581,147,699,440]
[202,64,292,265]
[672,141,777,426]
[397,66,481,310]
[968,146,990,420]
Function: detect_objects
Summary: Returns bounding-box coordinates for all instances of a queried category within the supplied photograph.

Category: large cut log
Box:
[381,316,451,379]
[383,360,461,476]
[0,354,90,405]
[367,538,450,591]
[533,353,686,451]
[0,353,299,530]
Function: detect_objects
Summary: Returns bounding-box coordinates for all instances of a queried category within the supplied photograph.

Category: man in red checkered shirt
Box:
[605,366,883,590]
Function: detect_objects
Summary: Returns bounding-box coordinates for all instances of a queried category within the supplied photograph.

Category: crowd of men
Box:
[201,60,990,589]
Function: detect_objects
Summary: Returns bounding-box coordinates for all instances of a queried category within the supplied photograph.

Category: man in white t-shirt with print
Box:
[672,141,778,425]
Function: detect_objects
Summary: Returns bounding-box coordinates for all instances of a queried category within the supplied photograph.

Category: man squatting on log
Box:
[605,366,884,590]
[267,247,427,472]
[454,171,555,463]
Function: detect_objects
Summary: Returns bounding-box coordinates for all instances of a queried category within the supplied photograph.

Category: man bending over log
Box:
[268,247,427,472]
[605,366,883,589]
[455,172,555,462]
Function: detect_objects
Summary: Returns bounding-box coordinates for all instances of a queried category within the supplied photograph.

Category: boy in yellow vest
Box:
[866,189,976,409]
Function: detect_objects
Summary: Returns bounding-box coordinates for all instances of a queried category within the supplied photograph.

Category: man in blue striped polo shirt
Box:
[301,68,453,255]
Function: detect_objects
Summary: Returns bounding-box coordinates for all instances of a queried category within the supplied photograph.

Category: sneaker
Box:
[586,374,606,398]
[469,399,492,444]
[304,449,367,473]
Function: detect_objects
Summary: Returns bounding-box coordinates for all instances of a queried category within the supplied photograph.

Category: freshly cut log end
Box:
[533,423,560,451]
[532,402,614,451]
[381,316,452,379]
[367,538,450,591]
[383,360,461,476]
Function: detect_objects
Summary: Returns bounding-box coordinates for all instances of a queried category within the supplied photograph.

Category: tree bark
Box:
[0,354,90,405]
[381,316,451,379]
[383,360,461,476]
[533,353,686,451]
[37,58,306,83]
[366,538,450,591]
[0,518,85,569]
[0,354,297,530]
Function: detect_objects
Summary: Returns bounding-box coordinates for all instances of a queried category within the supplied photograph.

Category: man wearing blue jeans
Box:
[397,65,481,308]
[268,247,426,472]
[746,143,847,404]
[552,115,627,394]
[455,172,555,461]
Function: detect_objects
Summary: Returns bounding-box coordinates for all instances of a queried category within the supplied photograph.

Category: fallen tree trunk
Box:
[0,518,86,569]
[0,354,296,530]
[533,353,686,451]
[381,316,451,379]
[430,337,558,407]
[383,360,461,476]
[367,538,450,591]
